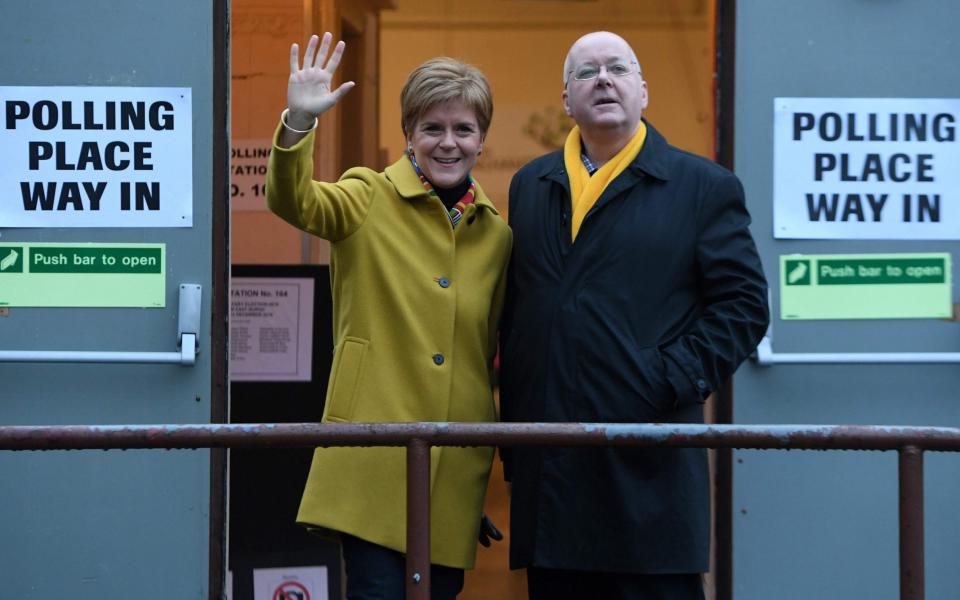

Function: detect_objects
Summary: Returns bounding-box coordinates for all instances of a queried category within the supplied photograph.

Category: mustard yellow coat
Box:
[265,125,512,568]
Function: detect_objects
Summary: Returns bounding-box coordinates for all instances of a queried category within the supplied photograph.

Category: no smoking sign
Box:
[253,565,327,600]
[273,580,310,600]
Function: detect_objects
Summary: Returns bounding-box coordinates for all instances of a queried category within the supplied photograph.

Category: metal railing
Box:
[2,421,959,600]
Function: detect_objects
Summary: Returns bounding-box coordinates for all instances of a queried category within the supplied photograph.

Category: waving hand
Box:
[284,32,355,133]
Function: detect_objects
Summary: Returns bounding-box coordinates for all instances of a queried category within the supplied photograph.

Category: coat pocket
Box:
[632,346,677,415]
[325,336,368,422]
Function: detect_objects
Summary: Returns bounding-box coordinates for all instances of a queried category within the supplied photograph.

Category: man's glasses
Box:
[569,61,639,82]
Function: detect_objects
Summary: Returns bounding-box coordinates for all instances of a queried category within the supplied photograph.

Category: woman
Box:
[265,33,511,599]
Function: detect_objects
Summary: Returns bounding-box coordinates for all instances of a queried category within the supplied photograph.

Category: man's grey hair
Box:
[562,32,642,87]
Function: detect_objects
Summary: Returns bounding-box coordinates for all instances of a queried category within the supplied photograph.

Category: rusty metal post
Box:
[406,438,431,600]
[898,446,924,600]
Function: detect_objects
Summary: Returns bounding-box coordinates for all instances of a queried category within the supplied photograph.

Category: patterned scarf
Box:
[408,150,476,228]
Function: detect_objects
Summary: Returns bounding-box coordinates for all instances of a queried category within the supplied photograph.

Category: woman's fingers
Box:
[289,42,301,75]
[313,32,332,70]
[306,34,323,70]
[288,33,352,116]
[331,81,356,103]
[294,33,345,78]
[323,40,346,75]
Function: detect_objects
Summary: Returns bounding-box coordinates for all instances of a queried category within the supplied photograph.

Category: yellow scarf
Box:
[563,121,647,241]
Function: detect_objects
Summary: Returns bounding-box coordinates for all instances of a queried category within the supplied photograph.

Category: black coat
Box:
[499,121,769,573]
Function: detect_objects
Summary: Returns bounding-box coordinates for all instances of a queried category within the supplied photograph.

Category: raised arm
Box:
[279,32,355,148]
[267,33,371,240]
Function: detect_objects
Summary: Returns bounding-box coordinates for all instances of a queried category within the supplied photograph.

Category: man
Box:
[499,31,769,600]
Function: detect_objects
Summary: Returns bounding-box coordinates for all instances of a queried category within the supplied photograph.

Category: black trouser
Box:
[340,534,465,600]
[527,567,705,600]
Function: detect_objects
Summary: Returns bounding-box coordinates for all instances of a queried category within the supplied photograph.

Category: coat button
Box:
[696,379,707,390]
[438,277,450,288]
[432,353,445,365]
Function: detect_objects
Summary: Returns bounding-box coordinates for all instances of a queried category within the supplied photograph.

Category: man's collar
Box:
[628,119,670,181]
[580,151,599,175]
[540,119,671,183]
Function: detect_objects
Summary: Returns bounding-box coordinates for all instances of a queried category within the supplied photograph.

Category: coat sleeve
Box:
[265,123,374,241]
[497,171,524,481]
[660,171,769,407]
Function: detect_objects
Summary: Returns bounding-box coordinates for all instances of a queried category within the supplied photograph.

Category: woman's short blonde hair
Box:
[400,57,493,137]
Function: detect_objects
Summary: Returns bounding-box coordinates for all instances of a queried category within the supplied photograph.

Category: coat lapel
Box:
[384,156,500,216]
[384,156,430,201]
[539,153,571,196]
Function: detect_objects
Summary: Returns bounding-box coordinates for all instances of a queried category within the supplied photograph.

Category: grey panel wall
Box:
[0,1,223,598]
[732,1,960,598]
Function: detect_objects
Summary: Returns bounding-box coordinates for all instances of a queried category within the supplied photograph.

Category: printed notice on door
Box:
[780,253,952,319]
[0,86,193,227]
[230,277,314,381]
[231,138,271,211]
[0,242,165,307]
[253,565,328,600]
[773,97,960,240]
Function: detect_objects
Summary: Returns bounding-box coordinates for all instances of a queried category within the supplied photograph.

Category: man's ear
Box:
[562,90,572,117]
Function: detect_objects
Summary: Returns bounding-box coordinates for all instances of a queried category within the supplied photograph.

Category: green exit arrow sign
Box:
[780,253,951,319]
[0,243,165,307]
